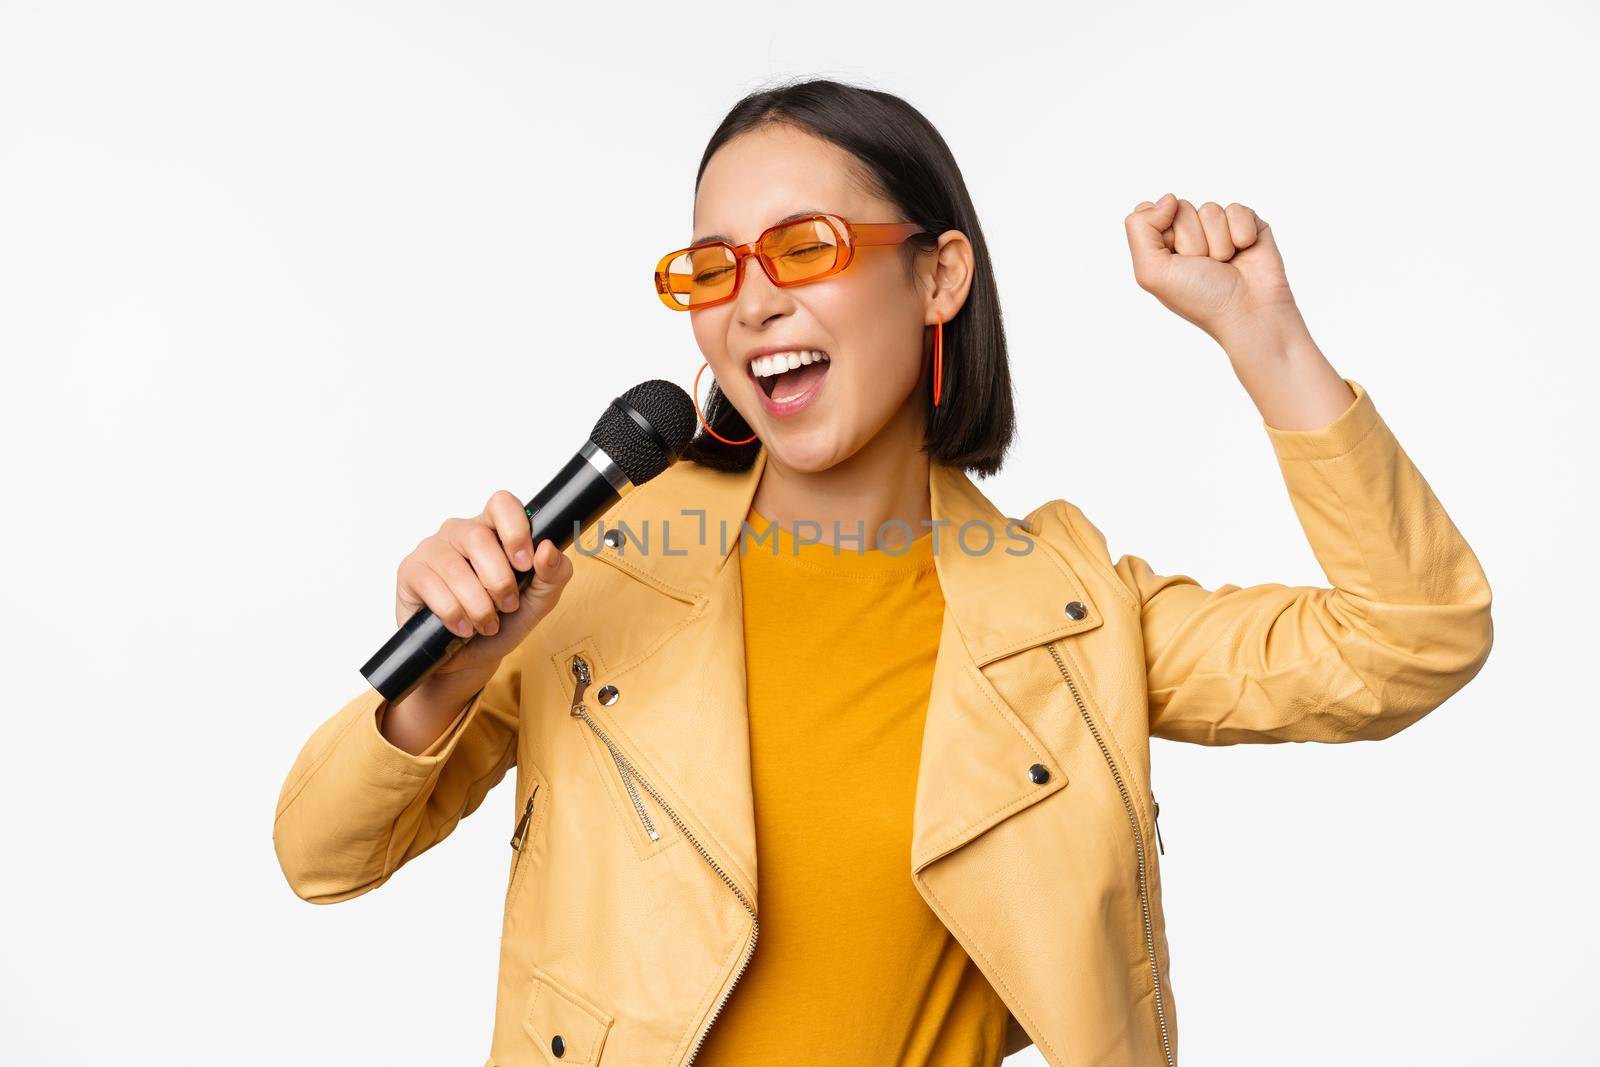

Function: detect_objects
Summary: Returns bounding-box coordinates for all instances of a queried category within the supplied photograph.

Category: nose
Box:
[733,255,791,330]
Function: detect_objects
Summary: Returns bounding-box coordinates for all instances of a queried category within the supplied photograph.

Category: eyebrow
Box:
[691,209,824,247]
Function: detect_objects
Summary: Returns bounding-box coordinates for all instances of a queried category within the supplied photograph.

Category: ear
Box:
[919,229,975,325]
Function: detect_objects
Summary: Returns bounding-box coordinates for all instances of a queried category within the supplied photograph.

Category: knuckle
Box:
[423,588,455,616]
[462,522,497,550]
[436,548,469,577]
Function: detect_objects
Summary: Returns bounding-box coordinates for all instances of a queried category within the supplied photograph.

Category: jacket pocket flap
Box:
[523,965,613,1064]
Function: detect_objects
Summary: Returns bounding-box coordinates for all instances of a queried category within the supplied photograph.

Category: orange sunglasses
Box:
[654,212,928,311]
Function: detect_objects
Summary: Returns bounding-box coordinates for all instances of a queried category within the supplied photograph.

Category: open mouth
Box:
[751,349,830,403]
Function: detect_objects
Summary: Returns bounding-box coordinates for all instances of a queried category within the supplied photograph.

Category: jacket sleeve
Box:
[272,651,522,903]
[1071,377,1493,746]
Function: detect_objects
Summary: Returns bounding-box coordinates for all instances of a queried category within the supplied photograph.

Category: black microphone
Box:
[361,379,697,704]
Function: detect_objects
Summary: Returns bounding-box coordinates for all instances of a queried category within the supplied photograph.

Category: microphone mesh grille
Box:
[590,379,697,485]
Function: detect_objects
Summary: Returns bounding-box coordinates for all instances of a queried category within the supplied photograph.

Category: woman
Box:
[274,79,1494,1066]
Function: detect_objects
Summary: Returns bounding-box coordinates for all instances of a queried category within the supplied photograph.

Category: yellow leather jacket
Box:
[274,378,1493,1066]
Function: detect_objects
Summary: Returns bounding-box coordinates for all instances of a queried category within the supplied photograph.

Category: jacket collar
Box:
[571,443,1102,893]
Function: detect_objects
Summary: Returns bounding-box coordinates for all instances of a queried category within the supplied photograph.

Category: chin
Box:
[764,430,845,473]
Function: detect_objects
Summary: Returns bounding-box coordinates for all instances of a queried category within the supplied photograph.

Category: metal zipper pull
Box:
[510,784,539,851]
[568,655,659,842]
[562,650,757,1065]
[1152,797,1166,856]
[569,655,592,715]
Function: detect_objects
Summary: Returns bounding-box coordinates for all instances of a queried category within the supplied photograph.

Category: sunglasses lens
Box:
[657,217,847,310]
[664,245,738,309]
[761,218,843,283]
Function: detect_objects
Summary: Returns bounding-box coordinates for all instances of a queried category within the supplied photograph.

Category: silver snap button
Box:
[1064,601,1087,620]
[603,529,623,549]
[598,684,619,706]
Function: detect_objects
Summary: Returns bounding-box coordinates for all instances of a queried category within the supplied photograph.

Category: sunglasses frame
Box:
[654,213,929,311]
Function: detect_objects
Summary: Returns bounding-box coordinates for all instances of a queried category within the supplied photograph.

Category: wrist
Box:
[1215,304,1313,363]
[381,677,480,754]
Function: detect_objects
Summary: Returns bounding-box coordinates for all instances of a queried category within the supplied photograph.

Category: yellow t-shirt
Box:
[694,506,1010,1066]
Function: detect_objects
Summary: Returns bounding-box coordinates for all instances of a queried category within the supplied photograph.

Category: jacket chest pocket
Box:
[523,965,614,1064]
[564,651,679,859]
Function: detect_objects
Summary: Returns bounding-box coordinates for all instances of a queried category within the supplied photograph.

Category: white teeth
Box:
[749,350,830,379]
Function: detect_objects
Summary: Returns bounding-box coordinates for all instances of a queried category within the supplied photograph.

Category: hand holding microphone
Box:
[379,501,575,754]
[364,380,698,753]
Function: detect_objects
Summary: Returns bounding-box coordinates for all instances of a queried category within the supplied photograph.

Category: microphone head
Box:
[591,379,697,485]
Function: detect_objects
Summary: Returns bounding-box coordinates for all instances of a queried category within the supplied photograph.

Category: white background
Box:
[3,2,1594,1064]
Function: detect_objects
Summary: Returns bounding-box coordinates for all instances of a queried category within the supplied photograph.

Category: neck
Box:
[750,400,932,551]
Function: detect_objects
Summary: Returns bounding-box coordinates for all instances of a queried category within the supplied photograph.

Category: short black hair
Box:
[682,77,1016,478]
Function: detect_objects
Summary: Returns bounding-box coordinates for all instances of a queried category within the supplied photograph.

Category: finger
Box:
[1124,193,1179,284]
[1225,203,1259,249]
[1171,199,1207,256]
[1197,201,1235,261]
[1125,193,1178,252]
[527,539,572,594]
[400,555,474,638]
[456,520,523,615]
[484,540,572,648]
[486,490,536,572]
[423,541,502,637]
[517,539,573,614]
[1225,203,1260,249]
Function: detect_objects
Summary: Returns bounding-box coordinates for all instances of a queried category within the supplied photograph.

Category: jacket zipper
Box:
[604,739,661,842]
[1152,796,1165,856]
[1046,642,1174,1067]
[566,655,758,1065]
[505,782,541,909]
[510,783,540,851]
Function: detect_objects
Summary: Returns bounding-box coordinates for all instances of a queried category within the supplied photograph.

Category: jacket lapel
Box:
[570,446,1104,900]
[564,449,767,901]
[909,463,1102,872]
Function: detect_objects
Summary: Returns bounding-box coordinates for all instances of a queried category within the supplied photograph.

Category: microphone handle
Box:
[360,441,628,704]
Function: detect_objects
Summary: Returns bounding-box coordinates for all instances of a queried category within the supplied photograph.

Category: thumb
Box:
[1250,217,1278,254]
[1124,193,1179,278]
[508,540,573,632]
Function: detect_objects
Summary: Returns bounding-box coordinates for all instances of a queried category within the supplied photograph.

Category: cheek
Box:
[690,313,733,370]
[812,281,923,391]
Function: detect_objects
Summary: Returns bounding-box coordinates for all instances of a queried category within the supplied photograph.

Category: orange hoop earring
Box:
[932,314,944,409]
[692,360,758,446]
